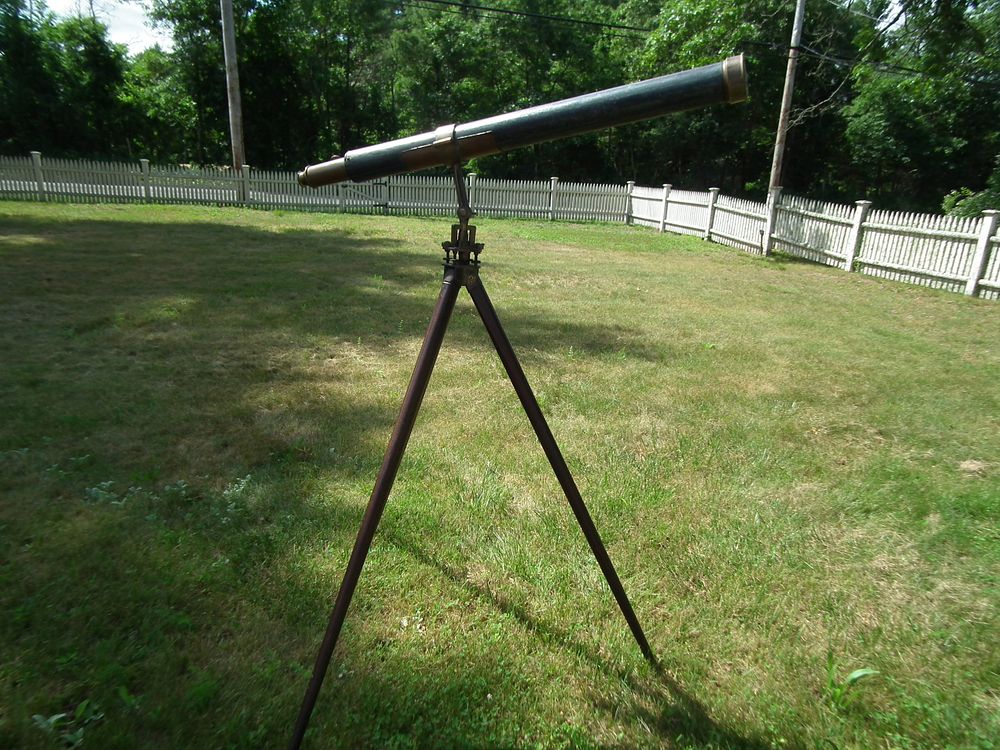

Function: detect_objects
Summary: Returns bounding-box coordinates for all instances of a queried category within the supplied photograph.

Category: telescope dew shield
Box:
[298,55,748,187]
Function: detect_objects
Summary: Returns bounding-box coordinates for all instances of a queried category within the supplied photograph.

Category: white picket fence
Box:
[1,152,997,300]
[623,180,998,300]
[768,192,999,298]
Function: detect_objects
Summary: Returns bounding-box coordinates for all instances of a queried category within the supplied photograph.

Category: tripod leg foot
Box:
[288,273,462,750]
[466,279,655,663]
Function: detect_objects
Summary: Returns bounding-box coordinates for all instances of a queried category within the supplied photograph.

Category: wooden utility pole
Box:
[219,0,245,172]
[769,0,806,191]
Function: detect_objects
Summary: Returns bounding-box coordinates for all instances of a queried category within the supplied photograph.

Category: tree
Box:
[148,0,230,163]
[119,45,199,162]
[387,1,628,180]
[842,0,1000,210]
[610,0,865,195]
[0,0,66,154]
[51,13,131,156]
[1,1,131,158]
[5,0,997,211]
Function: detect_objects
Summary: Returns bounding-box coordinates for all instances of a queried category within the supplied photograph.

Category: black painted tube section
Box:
[299,55,747,187]
[466,278,655,663]
[287,272,461,750]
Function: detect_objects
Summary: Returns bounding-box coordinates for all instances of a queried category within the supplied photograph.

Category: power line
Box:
[787,3,906,125]
[820,0,885,24]
[404,0,652,34]
[749,38,1000,94]
[798,44,1000,87]
[400,0,649,40]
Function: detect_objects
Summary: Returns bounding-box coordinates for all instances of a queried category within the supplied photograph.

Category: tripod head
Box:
[442,163,483,267]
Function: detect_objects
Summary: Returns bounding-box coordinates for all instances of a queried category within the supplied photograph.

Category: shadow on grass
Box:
[2,214,666,472]
[763,251,836,269]
[0,211,748,748]
[1,214,662,360]
[385,532,790,750]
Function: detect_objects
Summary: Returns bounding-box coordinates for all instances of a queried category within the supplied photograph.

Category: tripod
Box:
[288,166,654,749]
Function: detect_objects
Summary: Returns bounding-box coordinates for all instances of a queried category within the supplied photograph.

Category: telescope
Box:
[298,55,748,187]
[289,56,749,750]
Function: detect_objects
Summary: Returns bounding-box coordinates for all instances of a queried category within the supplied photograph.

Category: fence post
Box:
[625,180,635,224]
[30,151,45,202]
[549,176,559,221]
[241,164,251,206]
[337,182,344,213]
[965,209,999,297]
[467,172,477,213]
[704,187,720,240]
[139,159,151,202]
[843,199,872,272]
[761,186,782,256]
[380,176,390,215]
[659,184,672,233]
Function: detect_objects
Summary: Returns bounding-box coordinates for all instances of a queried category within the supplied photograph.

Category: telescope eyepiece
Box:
[297,158,348,187]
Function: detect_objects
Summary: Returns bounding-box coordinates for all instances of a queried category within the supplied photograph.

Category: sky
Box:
[45,0,174,54]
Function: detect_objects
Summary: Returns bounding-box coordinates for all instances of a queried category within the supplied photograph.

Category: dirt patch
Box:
[959,459,990,476]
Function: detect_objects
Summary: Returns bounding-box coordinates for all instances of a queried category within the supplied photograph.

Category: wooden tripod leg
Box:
[466,276,655,663]
[288,270,462,750]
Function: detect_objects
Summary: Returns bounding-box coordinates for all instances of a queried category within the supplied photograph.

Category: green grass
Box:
[1,201,997,750]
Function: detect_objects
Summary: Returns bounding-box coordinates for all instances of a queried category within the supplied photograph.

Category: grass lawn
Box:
[0,201,997,750]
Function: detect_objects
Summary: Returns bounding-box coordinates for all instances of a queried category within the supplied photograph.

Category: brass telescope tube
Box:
[298,55,747,187]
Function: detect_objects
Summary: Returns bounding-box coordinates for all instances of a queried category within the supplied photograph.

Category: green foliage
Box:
[3,0,1000,206]
[119,47,199,163]
[379,0,628,179]
[0,1,132,158]
[32,698,104,748]
[0,1,61,153]
[610,0,870,195]
[844,69,974,206]
[944,188,1000,217]
[52,15,130,152]
[943,155,1000,216]
[825,653,880,711]
[841,0,1000,209]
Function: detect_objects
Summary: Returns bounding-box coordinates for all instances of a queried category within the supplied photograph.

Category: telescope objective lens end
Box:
[723,54,749,103]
